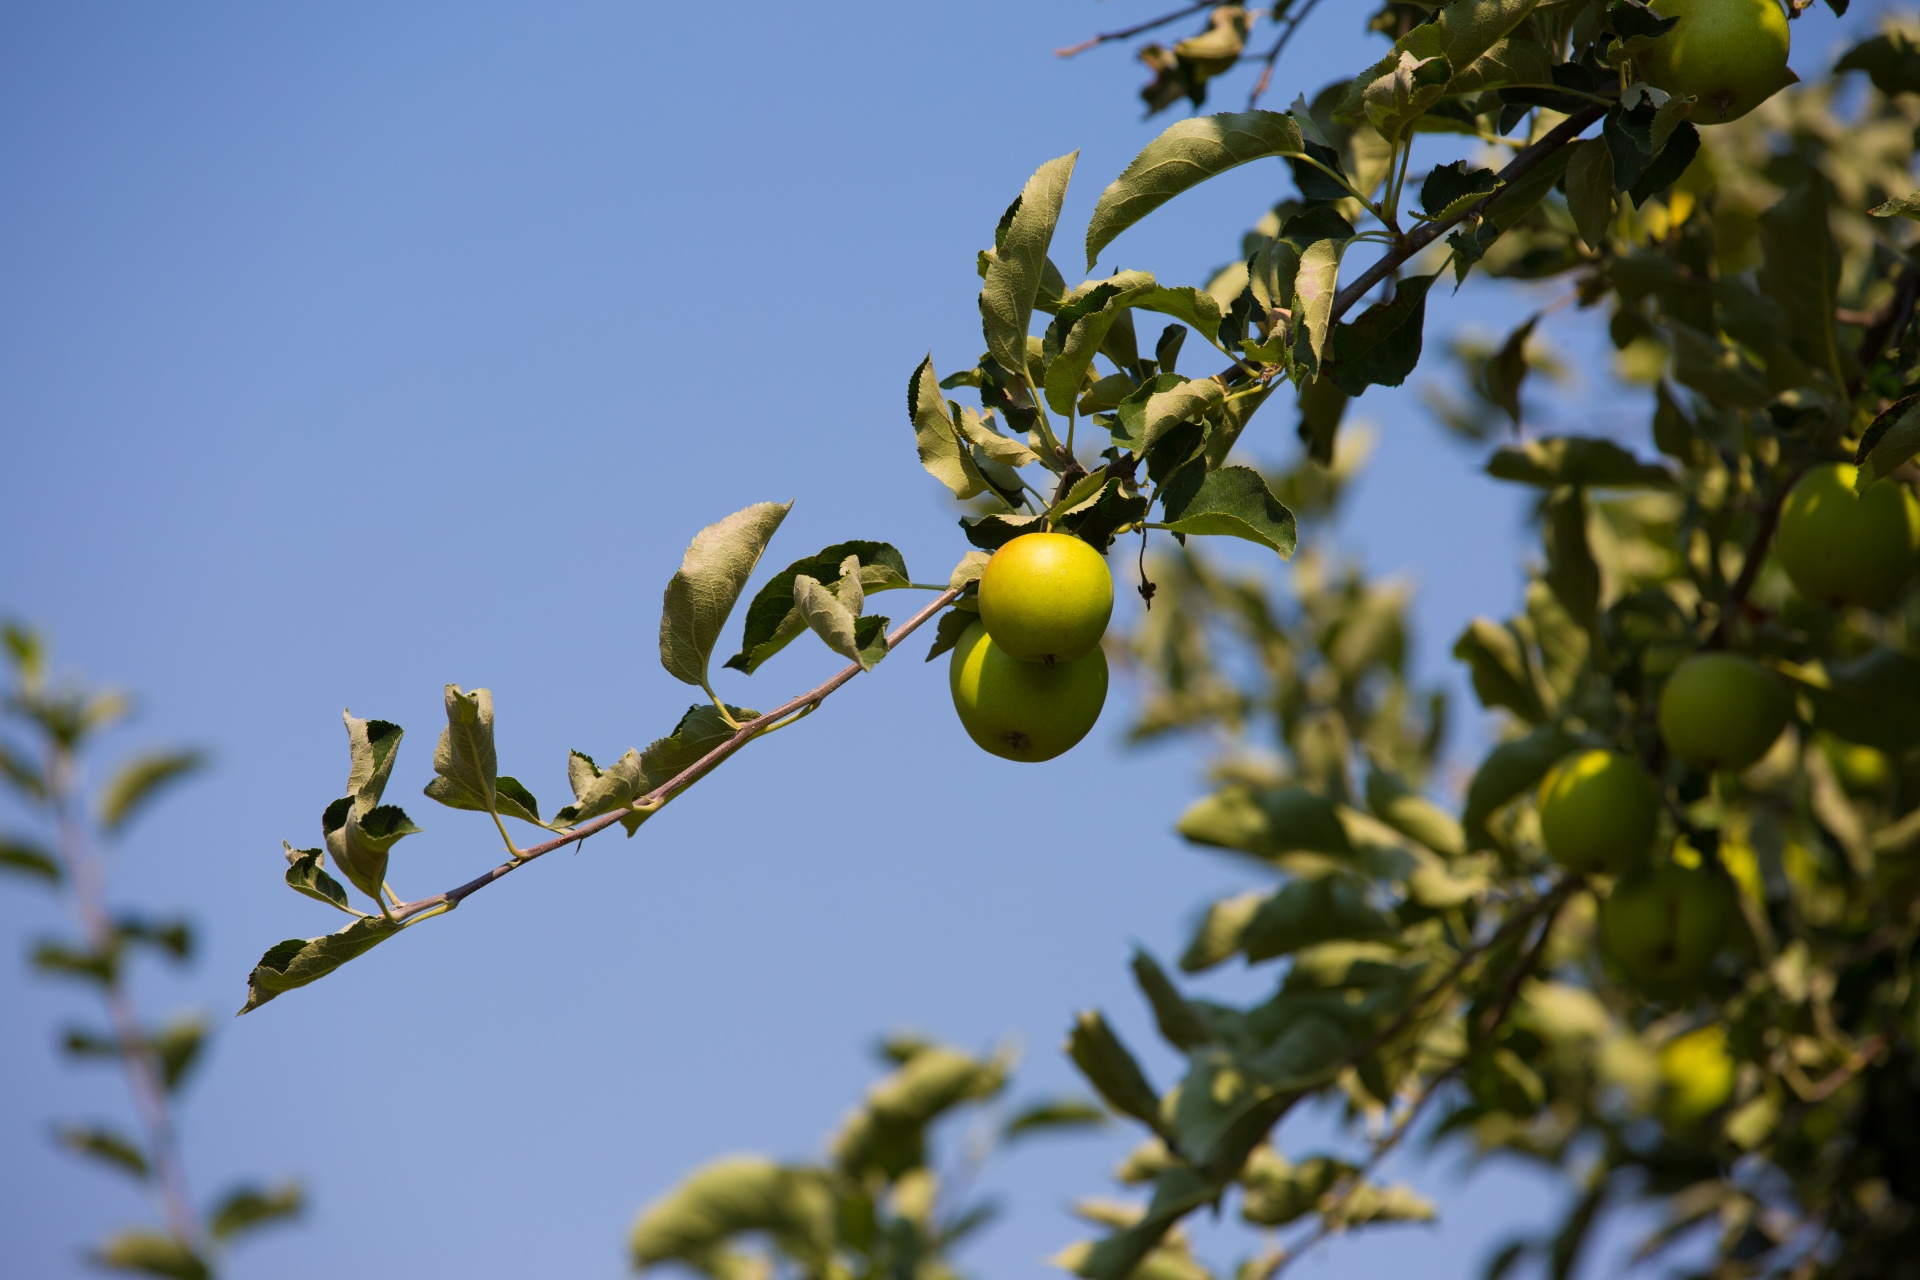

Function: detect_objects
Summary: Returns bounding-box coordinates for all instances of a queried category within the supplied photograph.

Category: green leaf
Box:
[659,501,793,692]
[1799,648,1920,755]
[1462,726,1576,849]
[1004,1097,1107,1140]
[956,403,1040,467]
[1758,182,1842,383]
[115,916,193,964]
[56,1124,150,1180]
[1836,30,1920,97]
[1330,273,1437,396]
[325,798,418,901]
[149,1016,205,1091]
[238,915,399,1014]
[1357,49,1452,141]
[1365,770,1464,857]
[1241,1148,1352,1227]
[1067,1167,1221,1280]
[0,835,60,885]
[1543,488,1600,634]
[1158,463,1298,558]
[982,152,1078,379]
[33,939,117,984]
[1065,1010,1167,1137]
[832,1045,1007,1178]
[924,609,977,664]
[1111,373,1186,452]
[1240,876,1397,962]
[1869,191,1920,222]
[626,704,759,833]
[1453,618,1547,723]
[631,1157,837,1275]
[1564,139,1614,249]
[1420,160,1500,219]
[0,741,48,801]
[725,540,910,674]
[556,748,647,827]
[1042,273,1157,416]
[91,1230,208,1280]
[1291,238,1347,377]
[493,777,542,825]
[793,558,885,671]
[1140,378,1225,454]
[1134,286,1224,344]
[98,750,206,835]
[1130,949,1213,1050]
[420,684,500,815]
[1857,393,1920,486]
[960,510,1048,552]
[343,713,403,814]
[1327,1180,1437,1227]
[207,1183,303,1242]
[909,355,987,499]
[948,550,991,592]
[1085,111,1307,268]
[1485,436,1673,488]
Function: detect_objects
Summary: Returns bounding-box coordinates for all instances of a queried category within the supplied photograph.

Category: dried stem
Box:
[48,748,202,1249]
[1054,2,1215,58]
[391,587,963,921]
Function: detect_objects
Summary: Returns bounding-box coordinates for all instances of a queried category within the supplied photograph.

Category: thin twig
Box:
[49,749,202,1249]
[1247,0,1325,108]
[390,588,964,921]
[1796,1032,1891,1104]
[1055,1,1215,58]
[1703,466,1804,650]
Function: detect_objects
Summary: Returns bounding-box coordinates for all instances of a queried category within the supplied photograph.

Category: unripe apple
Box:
[977,532,1114,663]
[1600,862,1734,994]
[1775,463,1920,609]
[1657,653,1791,772]
[1821,734,1891,795]
[1538,750,1661,875]
[949,621,1107,762]
[1643,0,1793,124]
[1658,1024,1736,1127]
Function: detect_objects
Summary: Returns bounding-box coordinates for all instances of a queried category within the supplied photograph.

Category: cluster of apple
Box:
[1544,464,1920,996]
[949,533,1114,762]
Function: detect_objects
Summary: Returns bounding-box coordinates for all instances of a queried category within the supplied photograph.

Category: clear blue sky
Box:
[0,4,1883,1278]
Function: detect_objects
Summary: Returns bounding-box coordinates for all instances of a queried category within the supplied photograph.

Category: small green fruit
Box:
[1643,0,1794,124]
[1658,1024,1737,1127]
[949,621,1107,762]
[1821,734,1891,795]
[1658,653,1791,772]
[977,532,1114,663]
[1538,750,1661,875]
[1601,862,1734,994]
[1775,463,1920,609]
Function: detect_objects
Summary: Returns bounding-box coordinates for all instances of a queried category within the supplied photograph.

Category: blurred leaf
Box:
[1131,949,1213,1050]
[1066,1010,1168,1137]
[834,1045,1007,1178]
[1462,727,1575,848]
[1453,618,1547,723]
[149,1016,205,1092]
[33,939,116,984]
[659,502,792,692]
[1483,316,1537,428]
[1179,785,1352,861]
[1543,488,1600,634]
[1158,463,1297,558]
[56,1124,150,1180]
[1241,876,1397,962]
[1086,111,1306,268]
[1486,437,1672,488]
[1798,649,1920,754]
[1836,31,1920,97]
[1365,769,1464,857]
[983,152,1078,378]
[1181,891,1264,973]
[91,1230,208,1280]
[1758,182,1841,382]
[98,750,206,836]
[0,835,60,885]
[0,742,47,801]
[1241,1147,1351,1226]
[1005,1098,1107,1140]
[115,916,193,964]
[1869,190,1920,222]
[1327,1180,1436,1227]
[238,916,398,1014]
[208,1182,303,1242]
[1067,1166,1220,1280]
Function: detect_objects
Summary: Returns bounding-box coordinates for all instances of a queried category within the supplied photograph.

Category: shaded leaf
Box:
[726,540,909,674]
[1241,876,1397,962]
[1486,436,1673,488]
[960,510,1048,552]
[659,502,793,691]
[1462,727,1576,848]
[239,916,398,1014]
[983,152,1078,379]
[1178,784,1351,860]
[1757,182,1841,381]
[1066,1010,1167,1137]
[1330,273,1437,396]
[1131,949,1213,1050]
[1181,891,1264,973]
[1158,463,1297,558]
[149,1016,205,1091]
[1564,138,1614,249]
[98,751,206,836]
[1086,111,1306,268]
[1453,618,1547,723]
[1005,1097,1107,1140]
[924,609,977,664]
[0,835,60,885]
[1857,393,1920,485]
[1365,770,1464,857]
[1483,315,1538,428]
[1836,31,1920,97]
[833,1045,1007,1179]
[91,1230,208,1280]
[1421,161,1500,219]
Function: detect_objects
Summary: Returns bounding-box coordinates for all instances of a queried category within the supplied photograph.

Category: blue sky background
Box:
[0,3,1890,1278]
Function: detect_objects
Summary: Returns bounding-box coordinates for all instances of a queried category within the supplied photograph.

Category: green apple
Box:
[1657,653,1791,771]
[1538,749,1661,875]
[1775,463,1920,609]
[1643,0,1794,124]
[1658,1024,1737,1126]
[977,532,1114,663]
[1601,862,1735,994]
[949,621,1107,762]
[1821,734,1891,795]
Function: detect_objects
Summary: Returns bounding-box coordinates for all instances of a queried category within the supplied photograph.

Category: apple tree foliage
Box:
[0,629,303,1278]
[210,1,1920,1277]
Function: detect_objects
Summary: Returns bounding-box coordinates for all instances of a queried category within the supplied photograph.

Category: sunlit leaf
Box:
[659,502,793,692]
